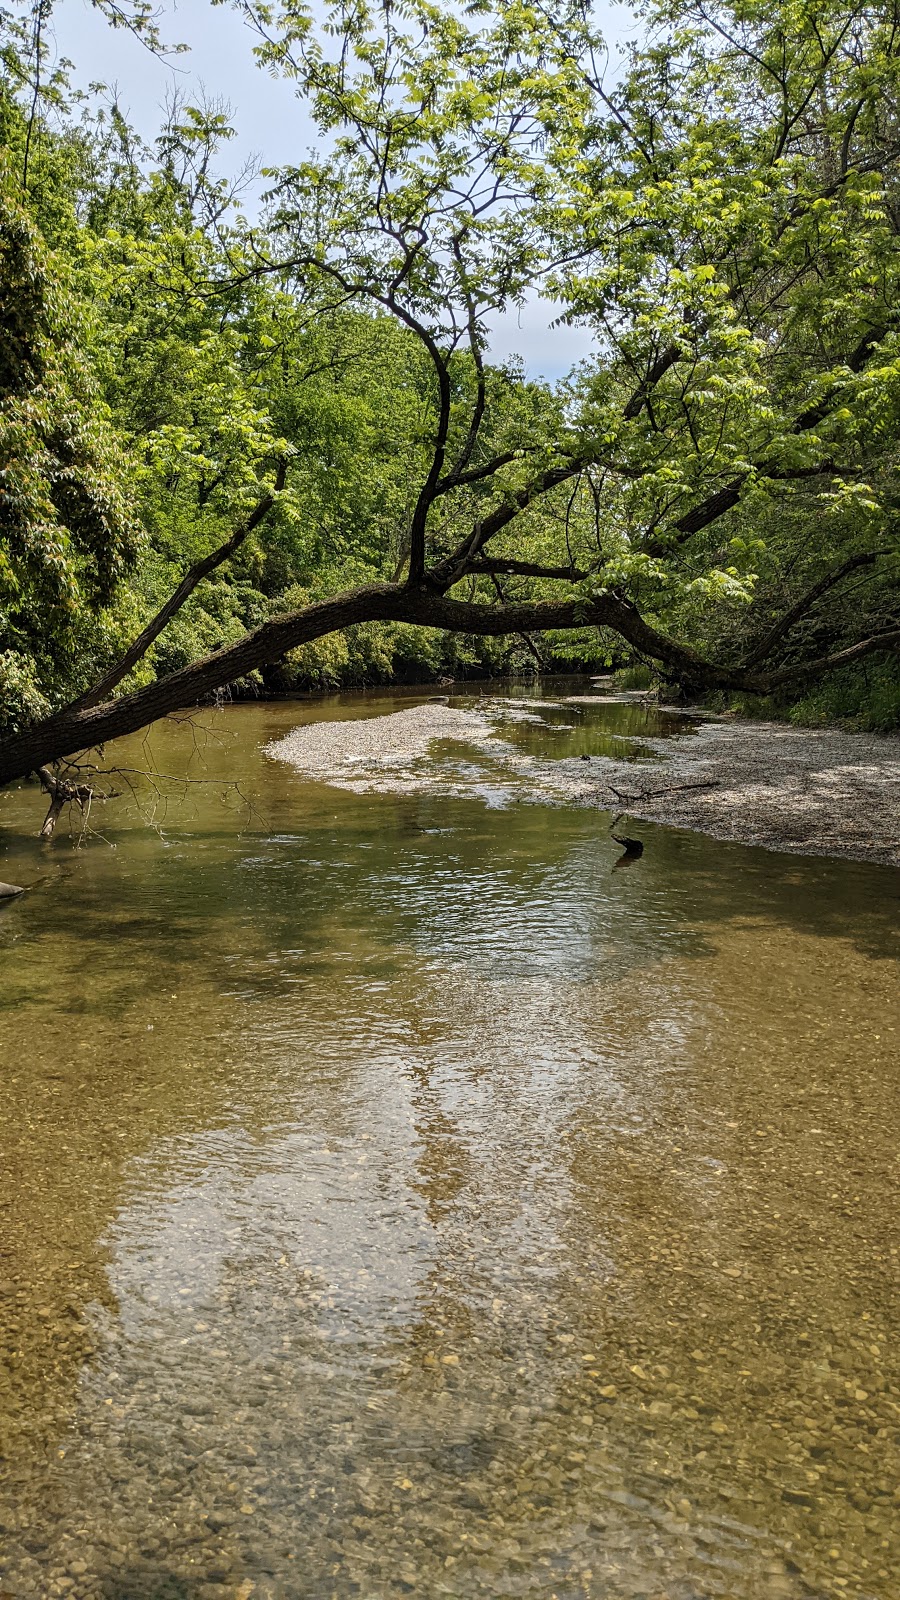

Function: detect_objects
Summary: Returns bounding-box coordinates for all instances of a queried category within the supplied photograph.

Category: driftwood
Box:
[605,783,722,860]
[609,812,645,857]
[611,832,644,856]
[607,779,721,805]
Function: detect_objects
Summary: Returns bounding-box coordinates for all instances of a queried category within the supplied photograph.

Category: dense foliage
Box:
[554,0,900,724]
[0,58,525,718]
[0,0,898,759]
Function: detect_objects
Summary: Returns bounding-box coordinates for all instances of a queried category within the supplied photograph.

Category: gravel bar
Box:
[267,699,900,867]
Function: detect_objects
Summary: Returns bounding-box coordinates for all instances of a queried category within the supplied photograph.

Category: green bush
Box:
[725,663,900,732]
[0,649,51,732]
[787,662,900,733]
[614,663,654,690]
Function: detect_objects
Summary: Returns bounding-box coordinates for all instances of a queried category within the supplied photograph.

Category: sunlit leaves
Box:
[0,164,137,707]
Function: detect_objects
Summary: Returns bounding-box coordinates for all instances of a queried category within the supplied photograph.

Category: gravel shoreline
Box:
[267,699,900,867]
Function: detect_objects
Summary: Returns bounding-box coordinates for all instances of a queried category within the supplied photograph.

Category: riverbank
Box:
[267,697,900,866]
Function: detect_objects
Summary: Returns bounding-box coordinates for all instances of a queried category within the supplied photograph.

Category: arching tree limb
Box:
[742,551,894,668]
[756,628,900,690]
[658,462,841,549]
[0,583,725,785]
[2,581,897,791]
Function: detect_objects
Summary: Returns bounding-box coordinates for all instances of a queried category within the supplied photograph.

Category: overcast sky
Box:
[49,0,640,378]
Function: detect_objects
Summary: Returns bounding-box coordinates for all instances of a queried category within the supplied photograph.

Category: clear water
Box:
[0,689,898,1600]
[476,696,695,761]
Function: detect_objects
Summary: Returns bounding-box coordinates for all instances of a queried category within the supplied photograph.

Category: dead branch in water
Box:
[36,765,121,840]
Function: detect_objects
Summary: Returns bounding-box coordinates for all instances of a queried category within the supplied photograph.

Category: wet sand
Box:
[267,699,900,866]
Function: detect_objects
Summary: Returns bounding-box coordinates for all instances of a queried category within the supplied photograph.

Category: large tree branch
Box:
[426,460,588,589]
[2,578,897,788]
[406,339,452,584]
[742,550,893,668]
[236,247,453,584]
[0,585,408,785]
[653,462,842,550]
[439,235,488,487]
[792,323,894,433]
[68,466,286,712]
[431,450,524,495]
[622,344,683,420]
[597,175,896,432]
[467,558,588,580]
[0,581,726,785]
[758,628,900,690]
[645,319,894,552]
[424,318,889,566]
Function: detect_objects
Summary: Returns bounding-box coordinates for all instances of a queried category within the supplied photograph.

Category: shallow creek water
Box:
[0,688,898,1600]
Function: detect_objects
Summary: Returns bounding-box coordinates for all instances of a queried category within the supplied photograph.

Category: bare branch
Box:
[760,628,900,690]
[467,558,588,581]
[431,450,525,495]
[427,461,588,590]
[655,461,843,550]
[36,765,119,840]
[622,344,683,420]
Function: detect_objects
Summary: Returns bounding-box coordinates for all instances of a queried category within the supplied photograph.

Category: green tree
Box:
[547,0,900,688]
[0,162,136,731]
[0,0,898,794]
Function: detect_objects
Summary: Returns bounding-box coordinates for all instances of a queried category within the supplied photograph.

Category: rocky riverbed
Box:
[267,697,900,866]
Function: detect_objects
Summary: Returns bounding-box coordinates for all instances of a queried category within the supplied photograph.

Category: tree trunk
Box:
[0,580,896,789]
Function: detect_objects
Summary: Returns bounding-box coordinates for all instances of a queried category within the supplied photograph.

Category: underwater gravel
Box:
[267,699,900,867]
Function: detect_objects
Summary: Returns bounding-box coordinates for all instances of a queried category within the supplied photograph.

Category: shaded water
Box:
[0,689,898,1600]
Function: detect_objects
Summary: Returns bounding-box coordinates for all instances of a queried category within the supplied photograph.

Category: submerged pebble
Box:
[0,697,897,1598]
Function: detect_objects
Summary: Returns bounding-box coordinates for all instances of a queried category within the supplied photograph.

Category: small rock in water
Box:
[182,1398,215,1417]
[0,882,24,899]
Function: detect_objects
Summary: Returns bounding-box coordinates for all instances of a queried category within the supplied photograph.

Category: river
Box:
[0,688,898,1600]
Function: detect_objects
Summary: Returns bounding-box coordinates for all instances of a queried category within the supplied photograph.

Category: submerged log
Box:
[612,838,644,874]
[610,812,644,857]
